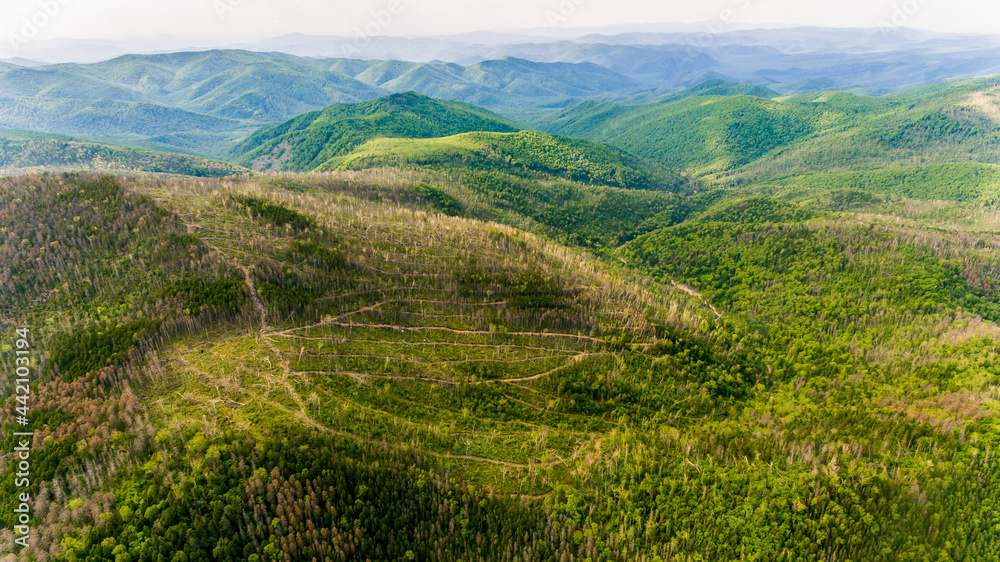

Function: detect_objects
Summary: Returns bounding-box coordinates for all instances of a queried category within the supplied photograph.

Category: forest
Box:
[0,133,244,178]
[1,77,1000,561]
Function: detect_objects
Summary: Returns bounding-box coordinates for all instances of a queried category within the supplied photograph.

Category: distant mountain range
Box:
[539,76,1000,180]
[6,27,1000,89]
[0,50,646,157]
[0,25,998,168]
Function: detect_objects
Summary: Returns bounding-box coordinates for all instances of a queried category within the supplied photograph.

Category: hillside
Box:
[230,92,521,172]
[230,93,693,249]
[0,131,245,177]
[724,78,1000,182]
[742,162,1000,205]
[18,50,386,123]
[0,96,253,157]
[654,78,780,103]
[536,76,1000,179]
[310,129,692,248]
[0,173,714,560]
[537,95,816,176]
[316,130,656,188]
[485,32,1000,94]
[1,170,999,560]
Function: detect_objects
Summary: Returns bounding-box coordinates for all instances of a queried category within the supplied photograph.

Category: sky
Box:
[3,0,999,48]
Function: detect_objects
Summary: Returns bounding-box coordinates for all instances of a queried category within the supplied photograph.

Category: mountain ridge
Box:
[230,91,523,172]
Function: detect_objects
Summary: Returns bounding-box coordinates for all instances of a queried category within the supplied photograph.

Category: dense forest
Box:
[539,77,1000,182]
[2,162,999,560]
[1,78,1000,561]
[230,93,520,173]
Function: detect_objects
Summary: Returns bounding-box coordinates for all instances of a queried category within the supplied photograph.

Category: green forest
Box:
[0,133,244,177]
[1,76,1000,561]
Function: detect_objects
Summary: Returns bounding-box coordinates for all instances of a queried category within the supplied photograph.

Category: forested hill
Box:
[654,78,780,103]
[0,131,244,177]
[2,166,1000,560]
[230,92,521,172]
[315,130,661,189]
[536,76,1000,180]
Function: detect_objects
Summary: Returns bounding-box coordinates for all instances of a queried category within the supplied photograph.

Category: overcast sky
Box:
[3,0,999,45]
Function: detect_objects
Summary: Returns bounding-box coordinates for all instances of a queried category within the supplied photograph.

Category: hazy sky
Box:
[4,0,1000,44]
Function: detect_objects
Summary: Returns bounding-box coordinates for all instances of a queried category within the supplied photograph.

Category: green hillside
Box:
[0,131,245,176]
[308,129,691,249]
[745,162,1000,205]
[537,77,1000,180]
[0,65,145,101]
[2,170,1000,560]
[0,49,996,164]
[0,96,246,138]
[166,61,387,122]
[538,95,816,175]
[726,82,1000,183]
[230,92,521,172]
[317,130,657,189]
[655,78,780,103]
[229,93,692,248]
[0,173,713,560]
[42,50,387,122]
